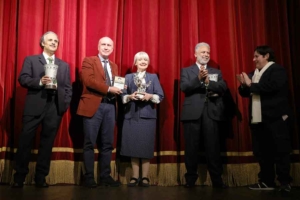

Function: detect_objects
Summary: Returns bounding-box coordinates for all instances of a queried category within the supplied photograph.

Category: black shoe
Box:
[100,176,121,187]
[127,177,139,187]
[140,177,150,187]
[279,184,291,193]
[84,179,97,188]
[35,182,49,188]
[184,183,195,188]
[11,182,24,188]
[213,183,228,189]
[249,182,275,190]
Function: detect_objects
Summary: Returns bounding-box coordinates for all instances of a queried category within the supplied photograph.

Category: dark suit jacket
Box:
[18,54,72,116]
[77,56,118,117]
[238,63,291,122]
[122,73,164,119]
[180,64,227,121]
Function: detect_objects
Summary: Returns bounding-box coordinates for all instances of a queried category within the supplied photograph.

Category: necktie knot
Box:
[48,57,53,64]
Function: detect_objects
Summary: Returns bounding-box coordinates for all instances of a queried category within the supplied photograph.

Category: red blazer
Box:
[77,56,118,117]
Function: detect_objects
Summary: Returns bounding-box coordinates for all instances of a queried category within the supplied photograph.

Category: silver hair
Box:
[133,51,150,66]
[39,31,59,49]
[195,42,210,52]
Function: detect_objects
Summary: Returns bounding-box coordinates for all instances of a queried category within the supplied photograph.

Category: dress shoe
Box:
[84,180,97,188]
[99,176,121,187]
[127,177,139,187]
[11,182,24,188]
[184,183,195,188]
[35,182,49,188]
[213,183,228,189]
[140,177,150,187]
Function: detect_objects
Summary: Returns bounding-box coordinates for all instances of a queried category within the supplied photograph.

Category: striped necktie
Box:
[103,60,111,86]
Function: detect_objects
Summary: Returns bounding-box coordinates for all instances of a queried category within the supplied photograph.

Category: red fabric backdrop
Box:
[1,0,299,186]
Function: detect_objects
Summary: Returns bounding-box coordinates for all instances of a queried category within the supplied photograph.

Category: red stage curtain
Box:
[0,0,299,186]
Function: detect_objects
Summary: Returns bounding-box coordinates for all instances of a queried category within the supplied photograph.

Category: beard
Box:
[197,56,210,65]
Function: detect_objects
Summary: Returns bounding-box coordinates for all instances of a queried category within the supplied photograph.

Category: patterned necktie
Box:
[103,60,111,86]
[48,57,53,64]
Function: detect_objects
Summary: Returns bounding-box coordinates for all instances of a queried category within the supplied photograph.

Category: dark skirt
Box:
[120,117,156,159]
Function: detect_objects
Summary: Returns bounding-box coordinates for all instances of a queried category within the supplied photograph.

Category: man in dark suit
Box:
[77,37,123,188]
[180,42,227,188]
[12,31,72,188]
[237,45,292,192]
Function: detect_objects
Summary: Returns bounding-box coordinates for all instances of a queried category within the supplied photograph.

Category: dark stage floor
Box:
[0,184,300,200]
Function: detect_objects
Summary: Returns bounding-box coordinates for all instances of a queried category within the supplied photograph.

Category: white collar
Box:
[98,54,109,63]
[43,52,55,63]
[195,62,207,69]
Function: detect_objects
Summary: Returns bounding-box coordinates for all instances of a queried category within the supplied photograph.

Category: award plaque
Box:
[133,72,151,99]
[44,63,58,89]
[208,74,218,82]
[113,76,125,89]
[207,74,219,97]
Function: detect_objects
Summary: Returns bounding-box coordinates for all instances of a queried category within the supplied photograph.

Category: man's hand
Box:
[204,76,209,84]
[242,72,252,87]
[109,86,123,95]
[236,72,251,87]
[198,68,208,81]
[40,75,51,85]
[236,74,245,84]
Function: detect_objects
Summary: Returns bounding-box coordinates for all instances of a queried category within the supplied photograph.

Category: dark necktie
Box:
[103,60,111,86]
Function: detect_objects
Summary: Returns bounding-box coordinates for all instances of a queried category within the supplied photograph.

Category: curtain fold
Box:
[0,0,18,182]
[0,0,299,185]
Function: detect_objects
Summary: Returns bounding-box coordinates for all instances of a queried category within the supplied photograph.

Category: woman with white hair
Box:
[120,51,164,187]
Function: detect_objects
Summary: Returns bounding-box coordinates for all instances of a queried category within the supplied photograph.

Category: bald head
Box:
[98,37,114,59]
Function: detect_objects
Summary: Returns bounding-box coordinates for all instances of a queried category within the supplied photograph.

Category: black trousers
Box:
[183,104,223,185]
[14,95,62,184]
[251,117,292,186]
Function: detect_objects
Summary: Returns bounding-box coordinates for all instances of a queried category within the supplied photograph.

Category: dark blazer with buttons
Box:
[18,54,72,116]
[238,63,291,122]
[180,64,227,121]
[122,73,164,119]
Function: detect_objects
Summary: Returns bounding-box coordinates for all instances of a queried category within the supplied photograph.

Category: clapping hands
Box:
[236,72,252,87]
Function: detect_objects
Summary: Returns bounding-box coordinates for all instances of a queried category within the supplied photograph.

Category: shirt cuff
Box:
[150,94,160,104]
[122,95,131,104]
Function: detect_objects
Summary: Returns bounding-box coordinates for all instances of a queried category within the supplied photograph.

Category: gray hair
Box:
[195,42,210,52]
[39,31,59,49]
[133,51,150,65]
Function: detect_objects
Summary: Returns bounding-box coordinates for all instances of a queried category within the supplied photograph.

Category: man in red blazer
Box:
[77,37,123,188]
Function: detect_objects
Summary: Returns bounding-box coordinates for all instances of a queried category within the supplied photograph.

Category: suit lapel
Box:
[130,73,138,92]
[39,54,47,65]
[207,66,213,73]
[191,64,199,76]
[145,72,150,93]
[110,61,117,79]
[94,56,106,80]
[55,58,62,86]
